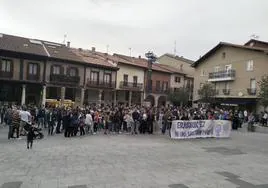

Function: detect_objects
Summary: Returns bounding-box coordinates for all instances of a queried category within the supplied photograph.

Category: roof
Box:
[154,63,185,75]
[192,42,268,67]
[244,39,268,48]
[0,33,48,57]
[0,33,84,63]
[71,49,118,69]
[42,41,83,62]
[113,53,172,73]
[159,53,194,64]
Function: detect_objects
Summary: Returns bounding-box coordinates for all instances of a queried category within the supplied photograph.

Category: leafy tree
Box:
[168,88,189,106]
[258,75,268,109]
[198,83,216,103]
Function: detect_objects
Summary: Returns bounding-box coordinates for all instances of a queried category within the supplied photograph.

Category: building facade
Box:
[157,53,195,103]
[192,40,268,110]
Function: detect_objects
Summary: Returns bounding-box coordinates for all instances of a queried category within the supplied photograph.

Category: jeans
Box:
[131,120,138,134]
[8,125,13,139]
[27,140,33,149]
[48,121,54,135]
[38,117,44,128]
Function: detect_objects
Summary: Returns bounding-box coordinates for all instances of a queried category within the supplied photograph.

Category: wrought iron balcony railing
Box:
[208,69,236,82]
[119,81,143,90]
[50,74,80,85]
[87,80,116,88]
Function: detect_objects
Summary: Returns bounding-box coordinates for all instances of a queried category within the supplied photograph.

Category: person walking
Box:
[27,126,35,149]
[6,106,13,139]
[79,115,85,136]
[47,109,56,135]
[12,107,20,139]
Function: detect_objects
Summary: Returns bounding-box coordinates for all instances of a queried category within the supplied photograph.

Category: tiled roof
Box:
[192,42,268,67]
[160,53,194,64]
[71,49,118,69]
[113,53,172,73]
[155,63,185,74]
[42,41,83,62]
[0,33,48,56]
[0,33,84,63]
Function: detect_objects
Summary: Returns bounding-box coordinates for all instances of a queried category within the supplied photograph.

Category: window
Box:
[175,76,181,83]
[1,59,11,72]
[162,81,168,91]
[214,66,220,72]
[200,83,204,88]
[200,69,206,76]
[247,60,254,71]
[225,64,232,71]
[69,68,77,77]
[90,71,99,82]
[29,63,38,75]
[104,73,111,83]
[123,74,128,86]
[250,78,256,89]
[222,52,226,59]
[133,76,137,87]
[156,81,161,90]
[123,74,128,82]
[52,65,61,75]
[133,76,137,84]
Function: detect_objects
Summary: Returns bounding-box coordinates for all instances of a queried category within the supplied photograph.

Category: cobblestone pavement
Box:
[0,127,268,188]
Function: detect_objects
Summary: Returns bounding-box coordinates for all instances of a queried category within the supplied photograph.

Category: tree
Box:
[258,75,268,109]
[168,88,189,106]
[198,83,216,103]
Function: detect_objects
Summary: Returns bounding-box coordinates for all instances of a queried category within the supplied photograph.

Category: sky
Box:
[1,0,268,61]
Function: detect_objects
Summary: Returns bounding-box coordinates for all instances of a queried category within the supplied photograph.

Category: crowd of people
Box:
[1,104,267,140]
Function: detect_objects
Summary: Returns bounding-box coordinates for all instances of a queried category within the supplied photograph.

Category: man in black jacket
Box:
[132,109,139,134]
[27,126,35,149]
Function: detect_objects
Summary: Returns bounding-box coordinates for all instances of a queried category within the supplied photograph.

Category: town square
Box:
[1,0,268,188]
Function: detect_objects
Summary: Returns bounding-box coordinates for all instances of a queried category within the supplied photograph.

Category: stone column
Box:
[155,95,159,107]
[80,88,85,107]
[42,85,46,106]
[98,89,103,105]
[128,91,132,107]
[21,84,26,106]
[60,87,65,107]
[113,90,117,106]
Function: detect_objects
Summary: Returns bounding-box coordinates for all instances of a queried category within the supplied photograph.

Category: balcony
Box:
[222,89,230,95]
[208,69,236,82]
[119,81,143,90]
[27,74,40,81]
[0,71,13,79]
[247,88,257,96]
[50,74,80,85]
[87,80,116,89]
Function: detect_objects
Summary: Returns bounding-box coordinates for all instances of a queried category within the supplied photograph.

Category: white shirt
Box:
[244,110,248,117]
[263,113,268,119]
[19,110,31,123]
[85,114,93,125]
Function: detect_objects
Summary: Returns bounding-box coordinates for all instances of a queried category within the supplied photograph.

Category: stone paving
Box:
[0,127,268,188]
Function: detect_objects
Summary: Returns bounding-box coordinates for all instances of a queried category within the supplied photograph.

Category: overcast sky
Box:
[1,0,268,60]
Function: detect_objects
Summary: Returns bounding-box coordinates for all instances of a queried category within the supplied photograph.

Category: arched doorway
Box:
[145,95,155,107]
[158,96,166,107]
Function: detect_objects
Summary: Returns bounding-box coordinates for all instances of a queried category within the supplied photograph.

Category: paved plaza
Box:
[0,127,268,188]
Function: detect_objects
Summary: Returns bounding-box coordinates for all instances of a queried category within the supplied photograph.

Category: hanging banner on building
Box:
[170,120,231,139]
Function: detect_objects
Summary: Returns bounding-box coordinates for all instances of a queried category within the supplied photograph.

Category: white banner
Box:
[170,120,231,139]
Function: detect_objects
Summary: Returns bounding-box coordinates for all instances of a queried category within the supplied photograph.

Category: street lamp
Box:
[145,51,157,93]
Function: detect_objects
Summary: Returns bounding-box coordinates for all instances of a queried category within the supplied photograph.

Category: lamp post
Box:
[145,51,157,93]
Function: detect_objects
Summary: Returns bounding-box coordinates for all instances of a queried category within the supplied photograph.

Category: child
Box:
[27,126,35,149]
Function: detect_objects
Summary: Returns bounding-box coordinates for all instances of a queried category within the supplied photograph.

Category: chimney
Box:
[138,55,141,59]
[92,47,96,52]
[67,41,70,48]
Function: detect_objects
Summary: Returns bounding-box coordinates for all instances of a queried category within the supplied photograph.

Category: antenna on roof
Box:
[62,34,67,45]
[129,48,132,57]
[250,34,259,40]
[174,40,177,55]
